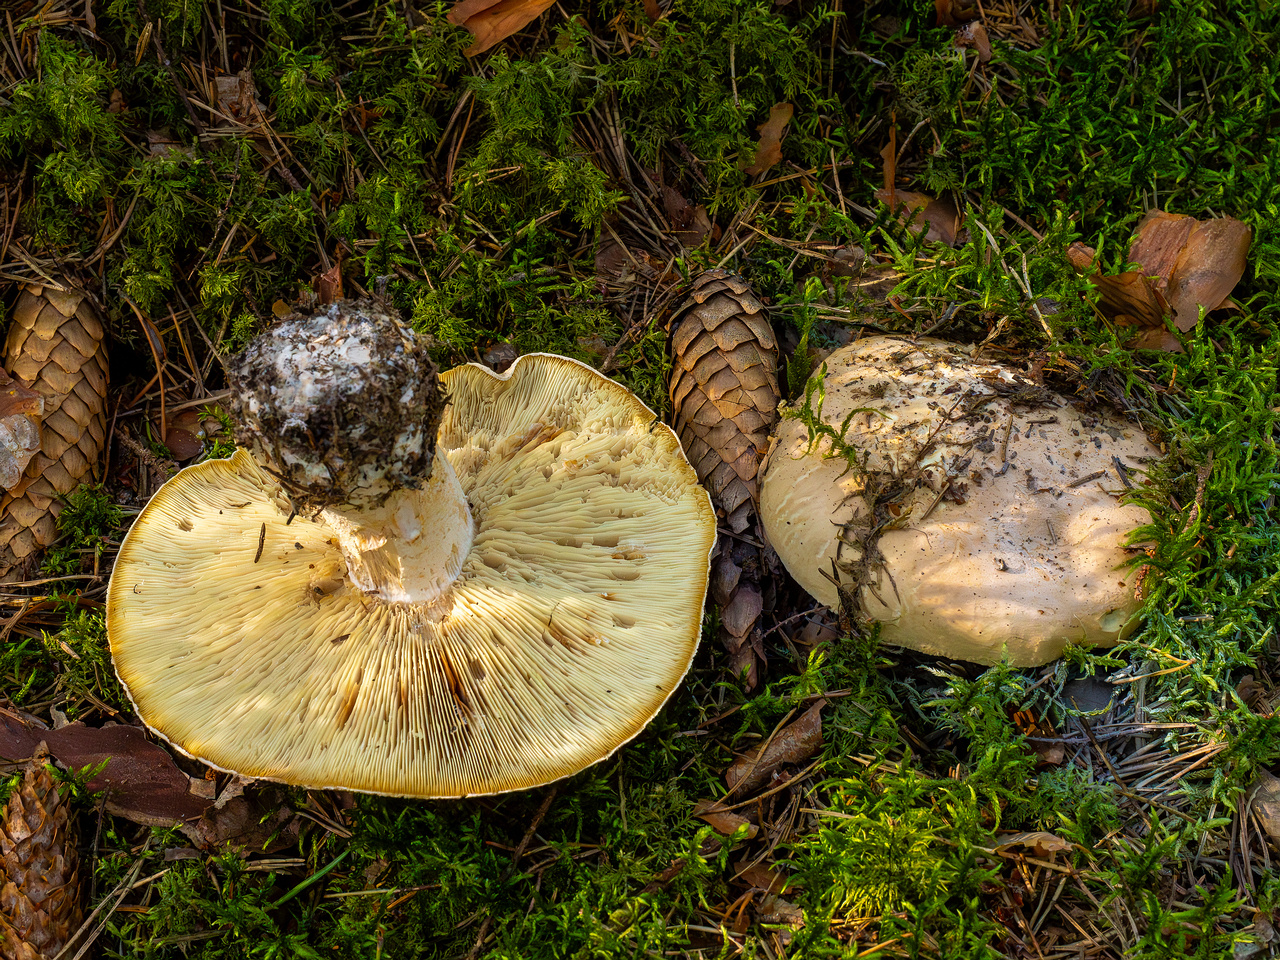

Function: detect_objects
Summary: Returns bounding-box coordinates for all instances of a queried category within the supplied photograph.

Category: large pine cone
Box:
[0,753,83,960]
[668,269,779,533]
[669,270,780,688]
[0,286,109,580]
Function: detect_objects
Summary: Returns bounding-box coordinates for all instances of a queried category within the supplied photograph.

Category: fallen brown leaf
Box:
[757,895,804,926]
[693,799,759,838]
[594,234,631,283]
[481,342,519,372]
[1127,210,1195,293]
[726,700,824,796]
[734,861,786,895]
[935,0,979,25]
[1072,212,1250,350]
[993,831,1073,858]
[1065,241,1095,272]
[158,409,205,460]
[873,187,961,246]
[742,103,794,177]
[661,186,715,247]
[1166,217,1251,330]
[184,788,301,853]
[213,70,267,126]
[0,717,213,825]
[1238,675,1273,714]
[447,0,559,56]
[313,260,344,305]
[641,859,685,893]
[1090,270,1168,328]
[1062,676,1115,713]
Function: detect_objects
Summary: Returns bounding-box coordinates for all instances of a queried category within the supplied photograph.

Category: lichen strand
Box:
[228,300,444,510]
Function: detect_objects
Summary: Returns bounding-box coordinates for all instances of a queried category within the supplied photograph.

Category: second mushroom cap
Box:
[760,336,1159,666]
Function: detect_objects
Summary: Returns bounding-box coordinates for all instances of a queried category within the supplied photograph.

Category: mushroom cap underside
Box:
[108,354,716,798]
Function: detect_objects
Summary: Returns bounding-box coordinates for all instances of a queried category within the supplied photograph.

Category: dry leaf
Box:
[734,862,786,895]
[313,261,344,305]
[725,700,824,795]
[1062,676,1115,713]
[0,717,213,825]
[447,0,559,56]
[1090,270,1168,327]
[594,234,631,282]
[642,0,661,20]
[661,186,716,247]
[481,342,519,372]
[758,896,805,926]
[935,0,979,25]
[693,799,759,838]
[1127,210,1195,292]
[214,70,267,125]
[743,103,794,176]
[184,788,301,853]
[873,187,961,246]
[152,410,205,461]
[953,21,991,61]
[1065,241,1096,272]
[1238,675,1273,714]
[146,128,192,159]
[1073,212,1250,351]
[993,831,1073,857]
[1166,217,1251,330]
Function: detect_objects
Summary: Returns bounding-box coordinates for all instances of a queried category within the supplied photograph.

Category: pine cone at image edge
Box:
[0,285,110,581]
[0,752,84,960]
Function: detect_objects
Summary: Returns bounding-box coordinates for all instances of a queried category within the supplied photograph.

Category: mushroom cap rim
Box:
[108,352,716,798]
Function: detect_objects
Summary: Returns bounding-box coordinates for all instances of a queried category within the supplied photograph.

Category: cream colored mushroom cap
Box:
[760,337,1159,666]
[108,353,715,798]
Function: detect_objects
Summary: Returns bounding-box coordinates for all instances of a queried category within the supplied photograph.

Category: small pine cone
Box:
[0,286,109,581]
[0,753,83,960]
[668,269,780,534]
[669,270,780,689]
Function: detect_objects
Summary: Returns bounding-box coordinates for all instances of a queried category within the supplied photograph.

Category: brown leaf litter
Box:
[873,136,961,246]
[725,699,824,796]
[447,0,559,57]
[1,750,83,960]
[742,104,794,177]
[0,712,300,854]
[1071,209,1251,351]
[693,800,759,839]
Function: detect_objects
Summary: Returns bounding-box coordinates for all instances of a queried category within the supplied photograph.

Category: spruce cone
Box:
[0,286,109,581]
[0,753,83,960]
[669,270,780,688]
[669,269,779,533]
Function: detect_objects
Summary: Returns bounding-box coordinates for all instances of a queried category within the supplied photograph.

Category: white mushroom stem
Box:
[320,451,474,605]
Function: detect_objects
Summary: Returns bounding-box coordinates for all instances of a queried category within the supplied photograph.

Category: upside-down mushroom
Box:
[760,336,1160,667]
[108,300,715,798]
